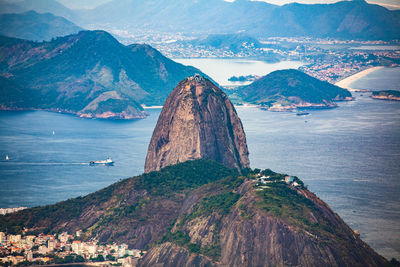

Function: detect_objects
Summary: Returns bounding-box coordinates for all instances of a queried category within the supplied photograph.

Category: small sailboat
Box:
[5,155,9,161]
[52,130,55,135]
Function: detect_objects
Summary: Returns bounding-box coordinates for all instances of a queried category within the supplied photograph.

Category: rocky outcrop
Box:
[138,242,214,267]
[77,91,147,119]
[139,177,387,267]
[144,74,250,173]
[371,90,400,101]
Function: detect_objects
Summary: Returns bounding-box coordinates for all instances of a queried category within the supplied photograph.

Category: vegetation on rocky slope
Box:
[0,160,236,236]
[236,69,352,108]
[0,159,388,266]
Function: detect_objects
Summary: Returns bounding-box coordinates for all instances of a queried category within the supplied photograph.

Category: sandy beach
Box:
[335,66,384,91]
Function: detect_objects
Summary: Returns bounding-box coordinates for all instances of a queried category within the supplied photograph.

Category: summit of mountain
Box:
[144,75,250,173]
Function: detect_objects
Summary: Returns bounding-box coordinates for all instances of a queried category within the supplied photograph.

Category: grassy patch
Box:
[188,243,201,253]
[256,181,335,237]
[134,159,237,196]
[198,192,240,215]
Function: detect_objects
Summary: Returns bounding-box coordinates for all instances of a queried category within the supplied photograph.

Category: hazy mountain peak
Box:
[0,10,82,41]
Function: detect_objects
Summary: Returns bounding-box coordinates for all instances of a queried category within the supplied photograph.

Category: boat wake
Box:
[0,162,91,166]
[1,157,114,166]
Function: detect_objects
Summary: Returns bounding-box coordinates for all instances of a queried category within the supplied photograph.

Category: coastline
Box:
[0,108,148,120]
[335,66,384,91]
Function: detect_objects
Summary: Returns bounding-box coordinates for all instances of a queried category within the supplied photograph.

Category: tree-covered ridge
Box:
[0,159,236,236]
[237,69,352,107]
[0,30,205,118]
[135,159,237,196]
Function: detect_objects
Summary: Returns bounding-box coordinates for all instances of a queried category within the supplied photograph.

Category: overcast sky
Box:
[57,0,400,10]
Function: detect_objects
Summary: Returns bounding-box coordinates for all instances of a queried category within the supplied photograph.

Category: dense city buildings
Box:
[0,230,144,266]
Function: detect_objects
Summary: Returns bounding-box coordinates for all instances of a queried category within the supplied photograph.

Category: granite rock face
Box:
[138,179,387,267]
[145,75,250,173]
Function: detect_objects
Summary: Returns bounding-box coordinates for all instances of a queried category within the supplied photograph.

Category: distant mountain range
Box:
[0,30,204,119]
[1,0,398,40]
[0,0,77,21]
[79,0,400,40]
[0,11,82,41]
[236,69,353,110]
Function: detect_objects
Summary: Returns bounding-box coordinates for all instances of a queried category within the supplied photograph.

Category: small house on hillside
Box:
[285,176,294,184]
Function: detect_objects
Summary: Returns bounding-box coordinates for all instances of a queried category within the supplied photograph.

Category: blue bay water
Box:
[350,67,400,91]
[0,65,399,260]
[0,111,159,206]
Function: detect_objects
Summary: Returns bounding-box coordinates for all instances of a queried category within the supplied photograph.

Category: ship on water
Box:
[89,158,114,166]
[296,112,310,116]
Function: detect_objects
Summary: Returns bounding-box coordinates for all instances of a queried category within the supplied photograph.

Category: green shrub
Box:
[163,231,191,246]
[188,243,201,253]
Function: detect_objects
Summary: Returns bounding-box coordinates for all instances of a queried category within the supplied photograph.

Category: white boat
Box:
[89,157,114,165]
[5,155,9,161]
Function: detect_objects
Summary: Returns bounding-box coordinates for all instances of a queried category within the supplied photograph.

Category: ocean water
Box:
[0,110,159,206]
[0,67,399,260]
[350,67,400,91]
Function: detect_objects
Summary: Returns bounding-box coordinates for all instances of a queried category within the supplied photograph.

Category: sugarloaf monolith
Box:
[145,74,250,173]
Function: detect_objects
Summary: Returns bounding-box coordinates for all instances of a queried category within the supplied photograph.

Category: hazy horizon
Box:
[53,0,400,10]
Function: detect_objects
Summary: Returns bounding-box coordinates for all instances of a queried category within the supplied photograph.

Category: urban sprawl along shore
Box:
[129,34,400,84]
[0,229,145,267]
